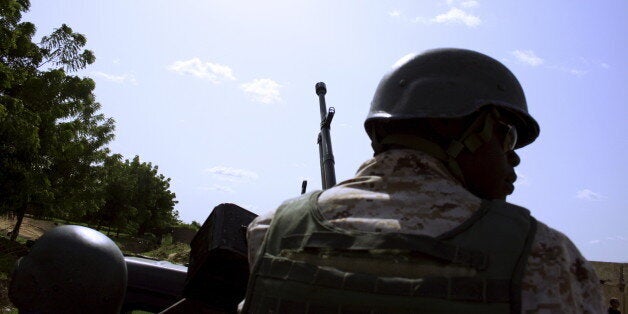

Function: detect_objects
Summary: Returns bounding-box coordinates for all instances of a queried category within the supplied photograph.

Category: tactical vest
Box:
[243,191,537,314]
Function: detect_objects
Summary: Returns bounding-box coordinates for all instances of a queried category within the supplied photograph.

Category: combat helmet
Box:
[365,48,539,149]
[9,225,128,313]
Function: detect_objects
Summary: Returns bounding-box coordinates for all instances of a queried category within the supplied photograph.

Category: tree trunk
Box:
[158,234,163,245]
[10,204,27,241]
[96,217,104,230]
[137,219,149,237]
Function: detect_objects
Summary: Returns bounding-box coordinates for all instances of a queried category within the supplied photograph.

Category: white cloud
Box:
[578,57,610,69]
[567,68,587,76]
[389,10,402,18]
[392,53,417,68]
[588,236,626,245]
[409,2,481,28]
[198,185,235,193]
[204,166,259,182]
[92,71,138,85]
[528,57,591,76]
[511,50,544,66]
[576,189,605,201]
[240,78,282,104]
[514,173,530,187]
[461,0,479,8]
[547,66,586,77]
[431,8,481,27]
[167,58,236,83]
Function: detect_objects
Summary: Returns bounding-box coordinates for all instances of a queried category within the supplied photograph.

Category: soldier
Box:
[609,298,621,314]
[243,48,603,313]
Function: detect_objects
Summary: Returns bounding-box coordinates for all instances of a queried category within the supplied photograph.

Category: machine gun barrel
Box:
[315,82,337,190]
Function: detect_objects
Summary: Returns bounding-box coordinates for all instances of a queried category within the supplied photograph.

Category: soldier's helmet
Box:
[9,225,127,313]
[365,48,540,149]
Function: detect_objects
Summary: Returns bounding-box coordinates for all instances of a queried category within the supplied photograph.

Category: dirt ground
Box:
[0,216,58,240]
[0,216,163,256]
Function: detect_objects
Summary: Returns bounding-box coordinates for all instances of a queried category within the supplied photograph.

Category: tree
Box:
[91,155,179,238]
[93,154,137,236]
[0,0,50,238]
[39,24,95,72]
[0,0,114,239]
[35,71,114,222]
[190,221,201,229]
[127,156,179,237]
[0,1,178,241]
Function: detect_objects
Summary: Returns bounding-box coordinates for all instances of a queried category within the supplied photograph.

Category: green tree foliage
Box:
[190,221,202,230]
[1,0,52,238]
[0,0,180,239]
[94,154,137,235]
[127,156,179,236]
[93,156,179,237]
[39,24,95,72]
[0,0,113,238]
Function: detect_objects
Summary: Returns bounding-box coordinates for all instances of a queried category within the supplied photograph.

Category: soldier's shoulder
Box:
[278,190,322,210]
[249,191,322,229]
[532,220,578,251]
[526,220,593,280]
[521,221,603,313]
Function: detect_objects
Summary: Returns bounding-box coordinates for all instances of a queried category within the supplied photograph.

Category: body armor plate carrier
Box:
[243,191,537,314]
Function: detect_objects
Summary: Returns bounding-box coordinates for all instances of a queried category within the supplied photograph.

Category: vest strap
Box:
[281,231,488,270]
[258,257,510,302]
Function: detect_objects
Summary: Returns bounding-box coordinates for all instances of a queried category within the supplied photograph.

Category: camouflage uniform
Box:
[248,149,604,313]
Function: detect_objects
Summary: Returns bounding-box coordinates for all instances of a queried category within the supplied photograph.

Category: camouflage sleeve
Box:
[521,222,604,313]
[246,211,275,270]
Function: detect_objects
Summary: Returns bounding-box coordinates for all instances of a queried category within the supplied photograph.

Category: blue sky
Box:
[25,0,627,262]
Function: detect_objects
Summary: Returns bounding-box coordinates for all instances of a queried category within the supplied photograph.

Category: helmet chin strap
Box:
[376,109,501,187]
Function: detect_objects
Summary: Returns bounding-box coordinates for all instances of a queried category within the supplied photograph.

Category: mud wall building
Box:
[592,261,626,313]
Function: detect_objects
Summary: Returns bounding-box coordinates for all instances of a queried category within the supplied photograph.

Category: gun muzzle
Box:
[315,82,327,95]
